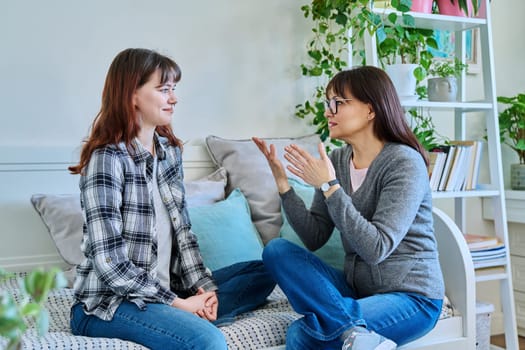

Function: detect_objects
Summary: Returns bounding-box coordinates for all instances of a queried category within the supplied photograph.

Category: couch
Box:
[0,135,476,349]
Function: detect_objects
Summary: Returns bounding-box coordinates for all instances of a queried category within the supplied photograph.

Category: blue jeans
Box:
[70,260,276,350]
[263,239,442,350]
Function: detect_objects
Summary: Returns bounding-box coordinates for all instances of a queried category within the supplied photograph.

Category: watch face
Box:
[321,183,329,192]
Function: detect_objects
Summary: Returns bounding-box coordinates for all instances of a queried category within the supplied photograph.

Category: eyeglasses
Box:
[324,98,352,115]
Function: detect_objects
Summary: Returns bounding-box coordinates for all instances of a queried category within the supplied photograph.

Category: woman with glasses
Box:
[253,66,444,350]
[68,48,275,350]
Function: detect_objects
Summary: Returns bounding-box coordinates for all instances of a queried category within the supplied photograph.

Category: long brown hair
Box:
[326,66,429,166]
[69,48,183,174]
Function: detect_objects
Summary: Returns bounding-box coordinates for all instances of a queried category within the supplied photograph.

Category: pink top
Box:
[350,158,368,192]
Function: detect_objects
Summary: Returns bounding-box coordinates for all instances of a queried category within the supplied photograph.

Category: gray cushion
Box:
[205,135,321,244]
[30,167,228,286]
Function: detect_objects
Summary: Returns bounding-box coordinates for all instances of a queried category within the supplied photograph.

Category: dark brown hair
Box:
[69,48,183,174]
[326,66,429,166]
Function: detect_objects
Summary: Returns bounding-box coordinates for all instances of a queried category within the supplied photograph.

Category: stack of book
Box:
[464,233,507,268]
[428,140,484,192]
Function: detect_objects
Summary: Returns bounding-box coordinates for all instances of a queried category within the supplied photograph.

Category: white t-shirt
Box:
[151,156,173,289]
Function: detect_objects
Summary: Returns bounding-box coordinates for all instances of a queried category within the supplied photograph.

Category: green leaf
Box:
[401,14,415,27]
[20,303,41,318]
[309,67,323,76]
[387,13,398,25]
[335,13,347,26]
[413,66,427,82]
[36,309,50,337]
[308,50,322,61]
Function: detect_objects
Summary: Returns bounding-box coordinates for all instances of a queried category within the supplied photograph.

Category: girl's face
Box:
[133,69,177,131]
[324,91,374,143]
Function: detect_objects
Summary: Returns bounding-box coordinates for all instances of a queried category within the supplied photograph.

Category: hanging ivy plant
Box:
[295,0,382,148]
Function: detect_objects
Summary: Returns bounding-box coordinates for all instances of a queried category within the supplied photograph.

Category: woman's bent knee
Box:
[263,238,290,261]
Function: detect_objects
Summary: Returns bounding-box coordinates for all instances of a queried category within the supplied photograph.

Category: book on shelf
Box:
[473,257,508,269]
[429,141,484,192]
[463,233,501,250]
[427,150,447,191]
[469,241,505,252]
[444,145,466,191]
[437,145,456,191]
[449,140,484,191]
[468,141,483,190]
[429,145,455,192]
[470,246,506,260]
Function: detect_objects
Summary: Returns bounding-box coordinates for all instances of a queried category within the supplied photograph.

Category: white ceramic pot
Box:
[385,64,418,100]
[428,77,457,102]
[511,163,525,190]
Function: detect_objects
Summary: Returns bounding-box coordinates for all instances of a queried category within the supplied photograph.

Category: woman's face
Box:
[324,91,374,142]
[133,69,177,130]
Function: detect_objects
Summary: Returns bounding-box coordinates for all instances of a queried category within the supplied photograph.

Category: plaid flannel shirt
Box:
[73,135,216,321]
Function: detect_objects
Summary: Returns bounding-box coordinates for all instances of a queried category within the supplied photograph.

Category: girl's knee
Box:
[201,327,228,350]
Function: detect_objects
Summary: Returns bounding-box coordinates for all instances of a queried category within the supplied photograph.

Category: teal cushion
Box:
[188,188,264,271]
[280,178,345,270]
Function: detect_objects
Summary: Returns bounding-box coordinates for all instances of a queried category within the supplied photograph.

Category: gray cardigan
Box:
[281,143,445,300]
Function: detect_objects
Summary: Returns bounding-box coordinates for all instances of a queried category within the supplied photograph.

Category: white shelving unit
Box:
[361,2,519,349]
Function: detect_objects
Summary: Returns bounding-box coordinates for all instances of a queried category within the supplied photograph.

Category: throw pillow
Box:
[205,134,321,244]
[188,188,264,271]
[30,167,228,286]
[30,193,84,267]
[280,178,345,270]
[184,167,227,208]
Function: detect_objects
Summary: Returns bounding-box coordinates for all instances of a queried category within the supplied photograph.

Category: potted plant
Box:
[376,5,438,99]
[436,0,482,17]
[497,93,525,190]
[373,0,435,13]
[0,268,66,350]
[427,57,468,101]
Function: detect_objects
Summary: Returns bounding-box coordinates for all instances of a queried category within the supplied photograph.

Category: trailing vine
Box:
[408,107,449,151]
[295,0,381,148]
[296,0,443,151]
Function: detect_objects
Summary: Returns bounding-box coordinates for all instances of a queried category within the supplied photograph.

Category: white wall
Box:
[2,1,521,152]
[492,0,525,187]
[0,0,315,148]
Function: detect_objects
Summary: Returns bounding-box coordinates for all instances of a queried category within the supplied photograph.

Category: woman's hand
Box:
[252,137,291,194]
[284,142,337,190]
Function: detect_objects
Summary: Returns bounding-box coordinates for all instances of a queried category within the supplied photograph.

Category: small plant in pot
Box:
[376,2,438,99]
[497,93,525,190]
[427,57,468,102]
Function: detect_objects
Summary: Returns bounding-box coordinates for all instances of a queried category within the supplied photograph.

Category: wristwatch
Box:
[320,179,339,192]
